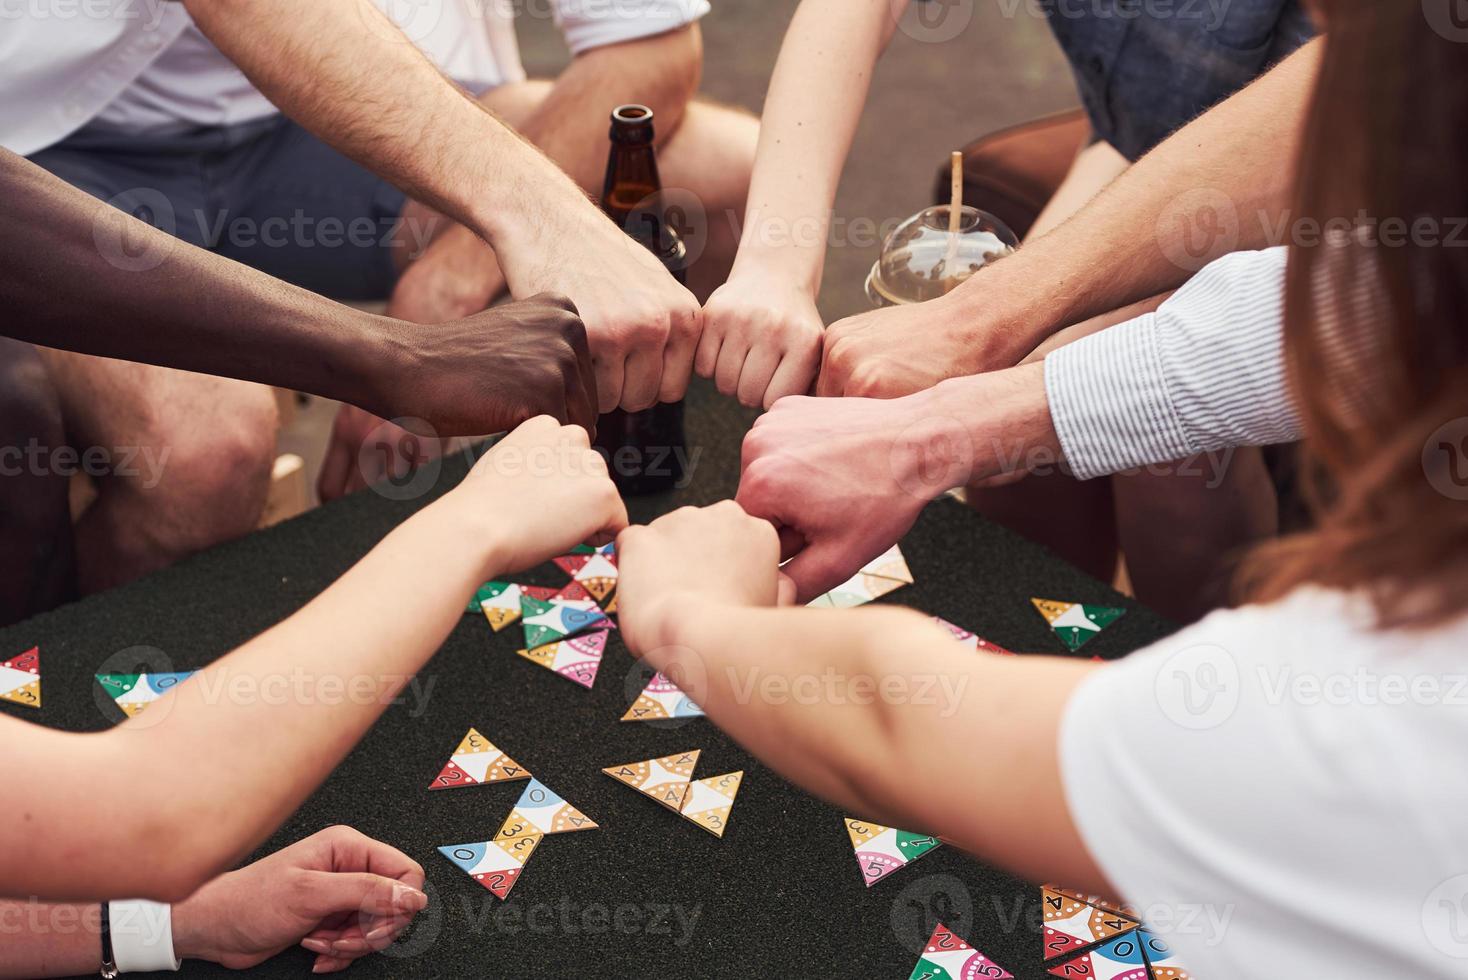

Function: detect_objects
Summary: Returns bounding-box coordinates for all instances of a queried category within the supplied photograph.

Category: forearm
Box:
[184,0,587,249]
[917,361,1064,486]
[732,0,897,293]
[3,490,496,900]
[951,38,1322,365]
[0,901,101,978]
[522,27,702,191]
[646,600,1101,886]
[0,150,394,408]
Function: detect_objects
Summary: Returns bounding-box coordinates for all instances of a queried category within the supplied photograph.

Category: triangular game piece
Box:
[1031,599,1126,652]
[621,671,704,722]
[521,589,610,649]
[438,835,541,900]
[469,581,524,630]
[910,923,1013,980]
[1047,932,1151,980]
[96,671,196,718]
[515,627,609,689]
[553,543,618,602]
[0,647,41,710]
[429,728,531,790]
[1136,928,1191,980]
[808,544,914,608]
[498,778,599,836]
[1041,885,1140,960]
[934,617,1013,655]
[844,817,942,887]
[603,750,700,813]
[678,771,742,837]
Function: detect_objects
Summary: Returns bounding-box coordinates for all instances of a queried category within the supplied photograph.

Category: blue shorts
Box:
[28,116,409,300]
[1044,0,1316,160]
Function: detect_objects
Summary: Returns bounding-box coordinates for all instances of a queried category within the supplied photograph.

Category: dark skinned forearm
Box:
[0,149,389,407]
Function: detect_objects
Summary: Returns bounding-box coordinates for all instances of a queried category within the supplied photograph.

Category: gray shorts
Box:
[29,116,409,300]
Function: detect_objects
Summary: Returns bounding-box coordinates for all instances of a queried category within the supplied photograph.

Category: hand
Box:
[454,414,628,574]
[494,200,702,413]
[365,294,597,437]
[736,390,977,602]
[170,826,427,975]
[317,406,445,502]
[817,292,983,398]
[696,272,824,409]
[615,501,787,654]
[387,224,504,325]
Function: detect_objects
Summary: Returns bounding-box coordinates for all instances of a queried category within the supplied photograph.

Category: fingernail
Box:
[365,923,395,942]
[392,884,427,910]
[301,939,332,954]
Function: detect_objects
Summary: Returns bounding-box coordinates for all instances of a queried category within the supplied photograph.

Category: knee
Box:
[129,385,278,548]
[0,346,68,515]
[682,101,759,211]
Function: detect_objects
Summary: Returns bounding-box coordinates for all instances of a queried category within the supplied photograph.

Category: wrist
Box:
[348,314,416,419]
[168,888,215,963]
[925,363,1058,483]
[728,246,822,298]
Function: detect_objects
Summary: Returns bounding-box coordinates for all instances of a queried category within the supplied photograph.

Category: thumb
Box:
[780,538,863,605]
[293,871,427,920]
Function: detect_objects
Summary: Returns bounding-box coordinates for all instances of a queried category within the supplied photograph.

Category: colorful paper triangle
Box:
[553,543,618,601]
[1046,932,1150,980]
[521,588,610,650]
[621,671,704,722]
[429,728,531,791]
[1031,599,1126,652]
[603,750,701,813]
[515,627,610,689]
[910,923,1013,980]
[844,817,942,887]
[678,771,742,837]
[499,778,599,836]
[1041,885,1141,960]
[468,581,524,630]
[96,671,196,717]
[933,616,1013,655]
[808,544,914,608]
[438,835,542,900]
[0,647,41,710]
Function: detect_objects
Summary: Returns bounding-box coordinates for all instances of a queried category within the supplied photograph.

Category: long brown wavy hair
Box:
[1242,0,1468,627]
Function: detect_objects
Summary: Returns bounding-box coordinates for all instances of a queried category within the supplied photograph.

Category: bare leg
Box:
[1111,448,1278,623]
[0,341,75,625]
[37,351,277,593]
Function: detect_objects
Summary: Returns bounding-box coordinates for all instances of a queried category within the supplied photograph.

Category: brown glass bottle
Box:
[594,103,688,495]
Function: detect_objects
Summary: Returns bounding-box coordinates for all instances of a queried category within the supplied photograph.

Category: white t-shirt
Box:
[1061,587,1468,978]
[1,0,710,152]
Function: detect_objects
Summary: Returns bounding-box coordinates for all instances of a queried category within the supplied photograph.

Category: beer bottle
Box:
[594,103,688,495]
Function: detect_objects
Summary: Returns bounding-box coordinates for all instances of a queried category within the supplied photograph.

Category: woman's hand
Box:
[171,826,427,974]
[696,272,824,409]
[453,415,628,575]
[615,501,788,654]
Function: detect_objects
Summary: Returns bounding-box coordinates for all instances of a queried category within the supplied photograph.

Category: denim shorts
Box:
[28,116,408,300]
[1044,0,1316,160]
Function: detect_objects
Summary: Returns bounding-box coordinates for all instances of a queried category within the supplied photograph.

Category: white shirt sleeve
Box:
[1043,247,1299,481]
[553,0,711,56]
[1059,589,1468,978]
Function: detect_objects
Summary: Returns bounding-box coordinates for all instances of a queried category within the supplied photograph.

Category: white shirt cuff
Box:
[555,0,711,56]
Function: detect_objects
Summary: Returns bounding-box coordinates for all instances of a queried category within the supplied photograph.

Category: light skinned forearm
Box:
[644,600,1105,891]
[731,0,899,294]
[0,901,101,978]
[522,27,702,192]
[0,489,499,902]
[0,150,397,410]
[183,0,592,250]
[916,361,1065,487]
[951,38,1322,366]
